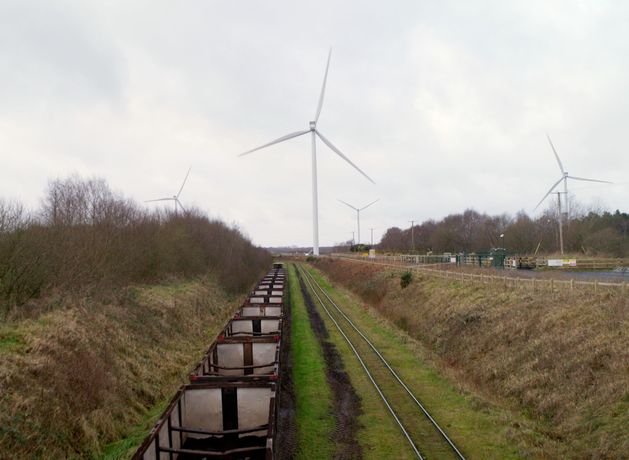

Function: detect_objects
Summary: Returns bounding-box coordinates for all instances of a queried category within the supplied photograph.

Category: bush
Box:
[400,271,413,288]
[0,176,271,314]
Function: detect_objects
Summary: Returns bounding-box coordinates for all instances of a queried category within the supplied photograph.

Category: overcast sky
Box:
[1,1,628,247]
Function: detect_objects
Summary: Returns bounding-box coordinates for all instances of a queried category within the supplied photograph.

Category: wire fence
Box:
[331,253,629,297]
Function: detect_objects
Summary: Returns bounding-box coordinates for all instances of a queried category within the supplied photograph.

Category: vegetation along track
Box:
[297,264,466,460]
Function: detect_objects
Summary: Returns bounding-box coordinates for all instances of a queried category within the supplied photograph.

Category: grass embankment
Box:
[286,264,335,459]
[0,277,242,459]
[301,263,524,459]
[312,257,629,459]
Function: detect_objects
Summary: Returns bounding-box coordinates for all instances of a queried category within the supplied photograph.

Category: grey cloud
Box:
[0,0,125,113]
[0,0,628,247]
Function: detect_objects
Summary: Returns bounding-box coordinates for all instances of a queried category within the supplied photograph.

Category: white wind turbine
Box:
[534,135,612,214]
[338,198,379,245]
[146,167,191,214]
[239,49,375,256]
[534,135,611,254]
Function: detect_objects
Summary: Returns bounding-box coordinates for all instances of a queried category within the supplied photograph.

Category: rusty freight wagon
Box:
[222,317,283,339]
[259,270,284,279]
[238,301,283,318]
[132,382,277,460]
[239,291,284,318]
[189,335,280,383]
[132,266,285,459]
[255,282,284,291]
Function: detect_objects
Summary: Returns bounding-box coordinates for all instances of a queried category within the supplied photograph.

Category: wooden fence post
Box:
[551,279,554,293]
[570,279,574,292]
[594,280,598,294]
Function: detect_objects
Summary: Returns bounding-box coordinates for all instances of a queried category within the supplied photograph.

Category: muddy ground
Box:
[276,270,297,460]
[295,267,363,460]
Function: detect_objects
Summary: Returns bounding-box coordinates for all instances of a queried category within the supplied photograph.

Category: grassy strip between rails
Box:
[297,263,414,459]
[287,264,335,459]
[302,263,525,460]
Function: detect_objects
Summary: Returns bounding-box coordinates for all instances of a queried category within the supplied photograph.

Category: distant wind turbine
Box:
[534,134,612,213]
[338,198,379,245]
[239,49,375,256]
[534,135,611,255]
[146,167,191,214]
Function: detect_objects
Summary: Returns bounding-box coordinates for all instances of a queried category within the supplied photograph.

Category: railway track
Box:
[297,263,467,460]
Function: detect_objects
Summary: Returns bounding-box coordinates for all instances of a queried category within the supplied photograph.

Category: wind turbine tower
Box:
[369,227,377,246]
[535,135,612,255]
[338,198,379,244]
[535,135,611,216]
[553,191,565,255]
[239,49,375,256]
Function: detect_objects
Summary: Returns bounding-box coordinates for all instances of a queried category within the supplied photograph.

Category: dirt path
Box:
[296,268,363,460]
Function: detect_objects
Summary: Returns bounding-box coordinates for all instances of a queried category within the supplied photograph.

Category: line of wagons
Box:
[133,264,286,460]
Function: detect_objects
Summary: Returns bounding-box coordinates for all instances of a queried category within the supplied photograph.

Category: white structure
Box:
[338,199,379,244]
[146,167,191,213]
[239,49,374,256]
[535,134,611,214]
[535,135,611,255]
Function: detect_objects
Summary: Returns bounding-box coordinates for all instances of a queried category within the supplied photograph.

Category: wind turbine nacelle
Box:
[309,121,316,129]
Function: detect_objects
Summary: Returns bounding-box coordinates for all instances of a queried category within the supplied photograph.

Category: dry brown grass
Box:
[0,277,242,459]
[312,257,629,459]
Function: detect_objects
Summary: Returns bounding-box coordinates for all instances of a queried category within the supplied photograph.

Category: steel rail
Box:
[296,264,424,459]
[300,264,467,460]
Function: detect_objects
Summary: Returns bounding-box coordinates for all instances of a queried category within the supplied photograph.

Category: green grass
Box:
[96,401,168,460]
[287,264,335,459]
[298,264,417,459]
[303,263,525,460]
[0,329,26,353]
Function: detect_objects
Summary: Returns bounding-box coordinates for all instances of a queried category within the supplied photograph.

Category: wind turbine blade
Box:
[567,175,612,184]
[314,48,332,123]
[145,198,175,203]
[239,129,310,157]
[546,134,565,174]
[175,198,186,213]
[359,198,380,211]
[316,130,375,184]
[534,176,564,210]
[177,167,191,198]
[337,199,358,211]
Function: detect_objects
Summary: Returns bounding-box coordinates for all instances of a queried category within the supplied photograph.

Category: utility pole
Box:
[409,220,415,252]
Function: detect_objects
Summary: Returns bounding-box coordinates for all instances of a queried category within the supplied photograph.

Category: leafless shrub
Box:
[0,176,270,315]
[379,204,629,256]
[0,199,28,233]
